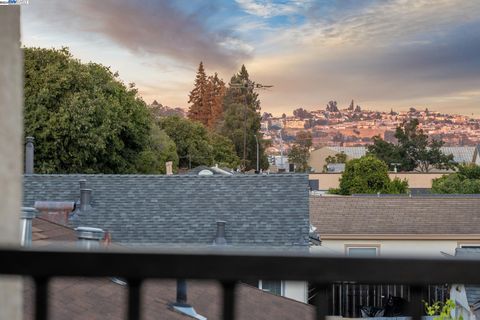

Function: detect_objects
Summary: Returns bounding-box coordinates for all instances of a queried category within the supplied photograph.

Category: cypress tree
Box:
[188,62,210,126]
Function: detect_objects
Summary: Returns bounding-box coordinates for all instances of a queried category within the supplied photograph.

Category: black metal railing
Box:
[1,247,480,320]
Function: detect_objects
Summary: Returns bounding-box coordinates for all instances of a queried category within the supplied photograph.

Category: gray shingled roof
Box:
[23,174,309,247]
[455,248,480,305]
[310,196,480,235]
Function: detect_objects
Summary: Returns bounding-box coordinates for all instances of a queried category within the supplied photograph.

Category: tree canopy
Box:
[219,65,268,170]
[24,47,159,173]
[432,164,480,194]
[288,131,312,172]
[367,119,455,172]
[157,116,239,169]
[331,155,409,195]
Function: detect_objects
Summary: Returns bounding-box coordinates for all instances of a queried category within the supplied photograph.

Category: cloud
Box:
[23,0,250,70]
[235,0,311,18]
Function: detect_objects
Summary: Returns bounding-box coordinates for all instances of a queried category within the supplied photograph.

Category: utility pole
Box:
[229,80,272,172]
[254,134,259,172]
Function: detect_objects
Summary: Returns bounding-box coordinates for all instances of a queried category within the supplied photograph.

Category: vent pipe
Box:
[80,188,92,211]
[75,227,104,249]
[176,280,188,306]
[20,207,37,247]
[213,220,227,245]
[25,136,34,174]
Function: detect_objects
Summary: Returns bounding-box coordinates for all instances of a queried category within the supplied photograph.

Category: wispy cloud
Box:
[235,0,311,18]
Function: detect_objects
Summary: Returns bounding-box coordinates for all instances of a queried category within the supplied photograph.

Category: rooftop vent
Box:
[20,207,37,247]
[25,136,34,174]
[79,179,92,211]
[198,169,213,176]
[75,226,104,249]
[213,220,227,245]
[171,280,207,320]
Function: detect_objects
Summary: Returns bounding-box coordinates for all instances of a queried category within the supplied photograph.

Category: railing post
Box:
[127,278,142,320]
[221,281,237,320]
[34,277,49,320]
[314,283,330,320]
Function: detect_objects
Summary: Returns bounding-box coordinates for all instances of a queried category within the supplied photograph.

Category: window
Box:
[346,246,379,257]
[259,280,283,296]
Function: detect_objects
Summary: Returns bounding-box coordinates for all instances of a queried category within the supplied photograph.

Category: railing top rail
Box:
[1,247,480,284]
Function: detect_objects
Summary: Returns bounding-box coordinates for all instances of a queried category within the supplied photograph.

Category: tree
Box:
[348,100,354,111]
[323,152,347,172]
[326,100,339,112]
[158,116,239,169]
[208,132,240,168]
[207,73,226,129]
[330,156,408,195]
[135,125,179,174]
[188,62,210,126]
[288,131,312,172]
[367,119,455,172]
[432,164,480,194]
[219,65,268,170]
[158,116,213,168]
[293,108,312,119]
[24,47,153,174]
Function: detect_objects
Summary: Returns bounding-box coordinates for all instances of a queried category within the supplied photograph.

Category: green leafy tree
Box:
[288,131,312,172]
[331,155,408,195]
[219,65,268,170]
[135,125,179,174]
[367,119,455,172]
[208,132,240,168]
[323,152,347,172]
[24,47,154,173]
[432,164,480,194]
[158,116,213,168]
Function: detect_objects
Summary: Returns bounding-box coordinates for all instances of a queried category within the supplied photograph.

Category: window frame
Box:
[258,279,284,296]
[345,244,380,257]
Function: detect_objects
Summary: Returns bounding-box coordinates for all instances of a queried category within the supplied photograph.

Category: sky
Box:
[21,0,480,117]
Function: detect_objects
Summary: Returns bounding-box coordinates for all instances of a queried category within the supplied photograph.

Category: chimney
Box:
[172,279,206,319]
[79,179,92,211]
[25,136,34,174]
[75,227,104,249]
[20,207,37,247]
[213,220,227,245]
[166,161,173,175]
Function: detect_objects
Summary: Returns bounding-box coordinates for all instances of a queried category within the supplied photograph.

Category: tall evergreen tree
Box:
[188,62,210,126]
[219,65,268,171]
[207,72,226,129]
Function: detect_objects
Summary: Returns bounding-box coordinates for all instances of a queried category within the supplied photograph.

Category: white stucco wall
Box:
[0,5,23,320]
[284,280,308,303]
[313,239,468,257]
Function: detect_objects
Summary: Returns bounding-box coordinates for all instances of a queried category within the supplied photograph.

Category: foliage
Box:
[157,116,213,168]
[367,119,455,172]
[188,62,210,126]
[293,108,312,119]
[135,125,179,174]
[208,132,241,169]
[432,164,480,194]
[219,65,268,170]
[424,299,459,320]
[158,116,239,169]
[330,155,409,195]
[323,152,347,172]
[24,47,155,174]
[288,131,312,172]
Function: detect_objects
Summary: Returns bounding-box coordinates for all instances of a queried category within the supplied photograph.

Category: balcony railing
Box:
[1,247,479,320]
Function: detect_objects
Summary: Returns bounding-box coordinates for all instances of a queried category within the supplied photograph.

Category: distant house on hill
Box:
[308,146,478,173]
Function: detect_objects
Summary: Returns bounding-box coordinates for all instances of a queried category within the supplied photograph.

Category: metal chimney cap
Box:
[21,207,37,219]
[75,227,104,240]
[26,136,35,143]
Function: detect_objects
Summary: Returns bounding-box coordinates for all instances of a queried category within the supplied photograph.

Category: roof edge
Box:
[321,234,480,240]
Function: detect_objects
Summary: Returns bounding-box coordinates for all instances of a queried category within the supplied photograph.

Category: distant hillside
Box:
[149,100,186,118]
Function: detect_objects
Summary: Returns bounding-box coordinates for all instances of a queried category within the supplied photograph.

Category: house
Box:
[23,216,315,320]
[23,174,310,303]
[309,194,480,317]
[308,146,478,173]
[450,247,480,320]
